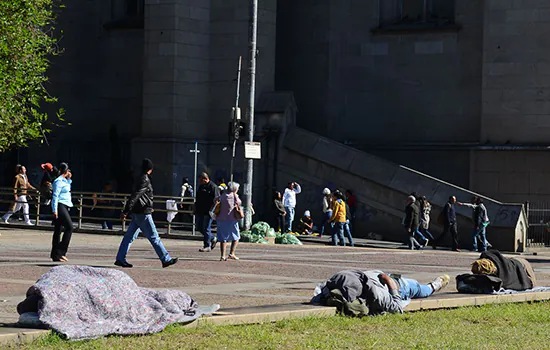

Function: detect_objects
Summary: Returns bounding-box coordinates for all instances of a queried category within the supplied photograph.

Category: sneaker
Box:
[162,257,179,268]
[2,219,8,224]
[25,221,33,226]
[114,260,133,268]
[210,237,218,250]
[424,239,430,248]
[199,247,211,252]
[430,274,450,292]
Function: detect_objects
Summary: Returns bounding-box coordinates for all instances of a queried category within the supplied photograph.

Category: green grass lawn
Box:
[5,302,550,350]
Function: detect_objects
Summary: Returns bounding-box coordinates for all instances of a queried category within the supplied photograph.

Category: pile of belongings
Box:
[240,222,303,245]
[16,265,219,340]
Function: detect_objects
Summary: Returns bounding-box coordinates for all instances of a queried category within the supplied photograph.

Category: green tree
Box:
[0,0,64,152]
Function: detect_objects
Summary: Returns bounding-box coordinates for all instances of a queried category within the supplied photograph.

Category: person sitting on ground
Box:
[312,269,450,317]
[457,250,536,293]
[297,210,314,235]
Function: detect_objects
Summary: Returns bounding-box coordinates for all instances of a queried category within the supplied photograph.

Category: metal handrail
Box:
[0,187,197,236]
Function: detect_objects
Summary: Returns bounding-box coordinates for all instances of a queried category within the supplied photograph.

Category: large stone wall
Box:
[482,0,550,143]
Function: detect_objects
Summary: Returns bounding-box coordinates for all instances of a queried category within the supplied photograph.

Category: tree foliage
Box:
[0,0,64,152]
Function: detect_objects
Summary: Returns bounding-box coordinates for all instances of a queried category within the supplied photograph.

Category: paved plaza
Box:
[2,228,550,326]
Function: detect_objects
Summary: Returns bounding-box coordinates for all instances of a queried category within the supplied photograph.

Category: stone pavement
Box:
[1,228,550,344]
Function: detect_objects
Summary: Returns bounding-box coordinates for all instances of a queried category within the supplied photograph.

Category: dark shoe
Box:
[210,237,218,250]
[114,260,133,268]
[162,258,179,268]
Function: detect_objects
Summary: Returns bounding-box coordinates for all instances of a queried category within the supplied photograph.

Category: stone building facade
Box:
[4,0,550,210]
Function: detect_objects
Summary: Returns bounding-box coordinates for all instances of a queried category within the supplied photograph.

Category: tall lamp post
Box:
[244,0,258,230]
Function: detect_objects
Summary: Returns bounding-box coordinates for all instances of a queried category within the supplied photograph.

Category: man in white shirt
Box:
[282,181,301,232]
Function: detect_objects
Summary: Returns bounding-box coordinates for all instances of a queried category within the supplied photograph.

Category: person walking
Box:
[320,188,333,238]
[283,181,302,232]
[3,164,36,225]
[114,158,178,268]
[273,191,286,232]
[434,196,460,252]
[345,189,357,227]
[195,172,219,252]
[216,182,243,261]
[329,190,347,246]
[418,196,436,242]
[404,196,423,250]
[458,196,490,252]
[50,163,74,262]
[343,200,354,247]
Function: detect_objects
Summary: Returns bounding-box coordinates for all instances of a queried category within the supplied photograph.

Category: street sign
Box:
[244,141,261,159]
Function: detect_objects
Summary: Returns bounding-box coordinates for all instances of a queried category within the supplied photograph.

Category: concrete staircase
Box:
[276,127,527,252]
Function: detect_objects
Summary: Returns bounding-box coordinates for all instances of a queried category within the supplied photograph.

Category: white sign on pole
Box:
[244,141,261,159]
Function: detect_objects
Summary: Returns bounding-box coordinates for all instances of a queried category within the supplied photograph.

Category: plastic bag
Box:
[251,222,271,237]
[266,228,276,238]
[278,233,303,245]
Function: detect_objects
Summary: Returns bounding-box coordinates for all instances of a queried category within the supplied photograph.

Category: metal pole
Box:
[230,56,243,184]
[190,142,199,236]
[244,0,258,230]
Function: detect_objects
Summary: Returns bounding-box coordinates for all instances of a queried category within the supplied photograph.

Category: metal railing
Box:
[0,187,197,236]
[526,201,550,247]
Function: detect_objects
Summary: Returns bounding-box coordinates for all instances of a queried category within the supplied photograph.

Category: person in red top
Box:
[345,190,357,227]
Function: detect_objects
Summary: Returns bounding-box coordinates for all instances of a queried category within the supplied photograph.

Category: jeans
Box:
[414,229,428,244]
[196,214,214,248]
[285,207,295,232]
[116,213,171,263]
[472,226,487,252]
[332,222,346,246]
[51,204,73,260]
[320,210,333,236]
[419,227,435,241]
[398,278,434,300]
[344,220,354,246]
[405,228,422,250]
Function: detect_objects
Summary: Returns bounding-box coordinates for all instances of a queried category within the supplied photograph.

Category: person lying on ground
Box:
[456,250,536,293]
[312,269,450,316]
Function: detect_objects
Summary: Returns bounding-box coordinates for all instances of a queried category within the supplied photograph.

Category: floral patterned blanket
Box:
[17,265,219,340]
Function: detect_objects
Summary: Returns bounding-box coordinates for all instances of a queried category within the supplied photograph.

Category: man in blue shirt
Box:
[433,196,460,252]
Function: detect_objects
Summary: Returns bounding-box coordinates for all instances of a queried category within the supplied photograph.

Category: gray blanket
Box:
[18,265,219,340]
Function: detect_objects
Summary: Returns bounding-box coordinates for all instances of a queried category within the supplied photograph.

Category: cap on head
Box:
[41,163,53,171]
[323,188,331,195]
[142,158,154,173]
[407,195,416,203]
[304,210,311,217]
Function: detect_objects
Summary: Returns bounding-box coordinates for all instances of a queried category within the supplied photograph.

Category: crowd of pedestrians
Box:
[402,193,492,252]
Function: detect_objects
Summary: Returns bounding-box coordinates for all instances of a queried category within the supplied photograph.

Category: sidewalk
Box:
[1,228,550,345]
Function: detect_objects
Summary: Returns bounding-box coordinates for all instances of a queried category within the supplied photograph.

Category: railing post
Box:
[36,194,41,226]
[78,194,83,229]
[122,197,127,232]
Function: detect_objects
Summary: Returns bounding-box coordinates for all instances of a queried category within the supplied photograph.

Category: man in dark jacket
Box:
[434,196,460,252]
[195,172,219,252]
[404,196,423,250]
[114,158,178,268]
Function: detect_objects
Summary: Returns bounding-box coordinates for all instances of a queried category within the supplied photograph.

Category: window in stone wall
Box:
[106,0,144,29]
[379,0,455,28]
